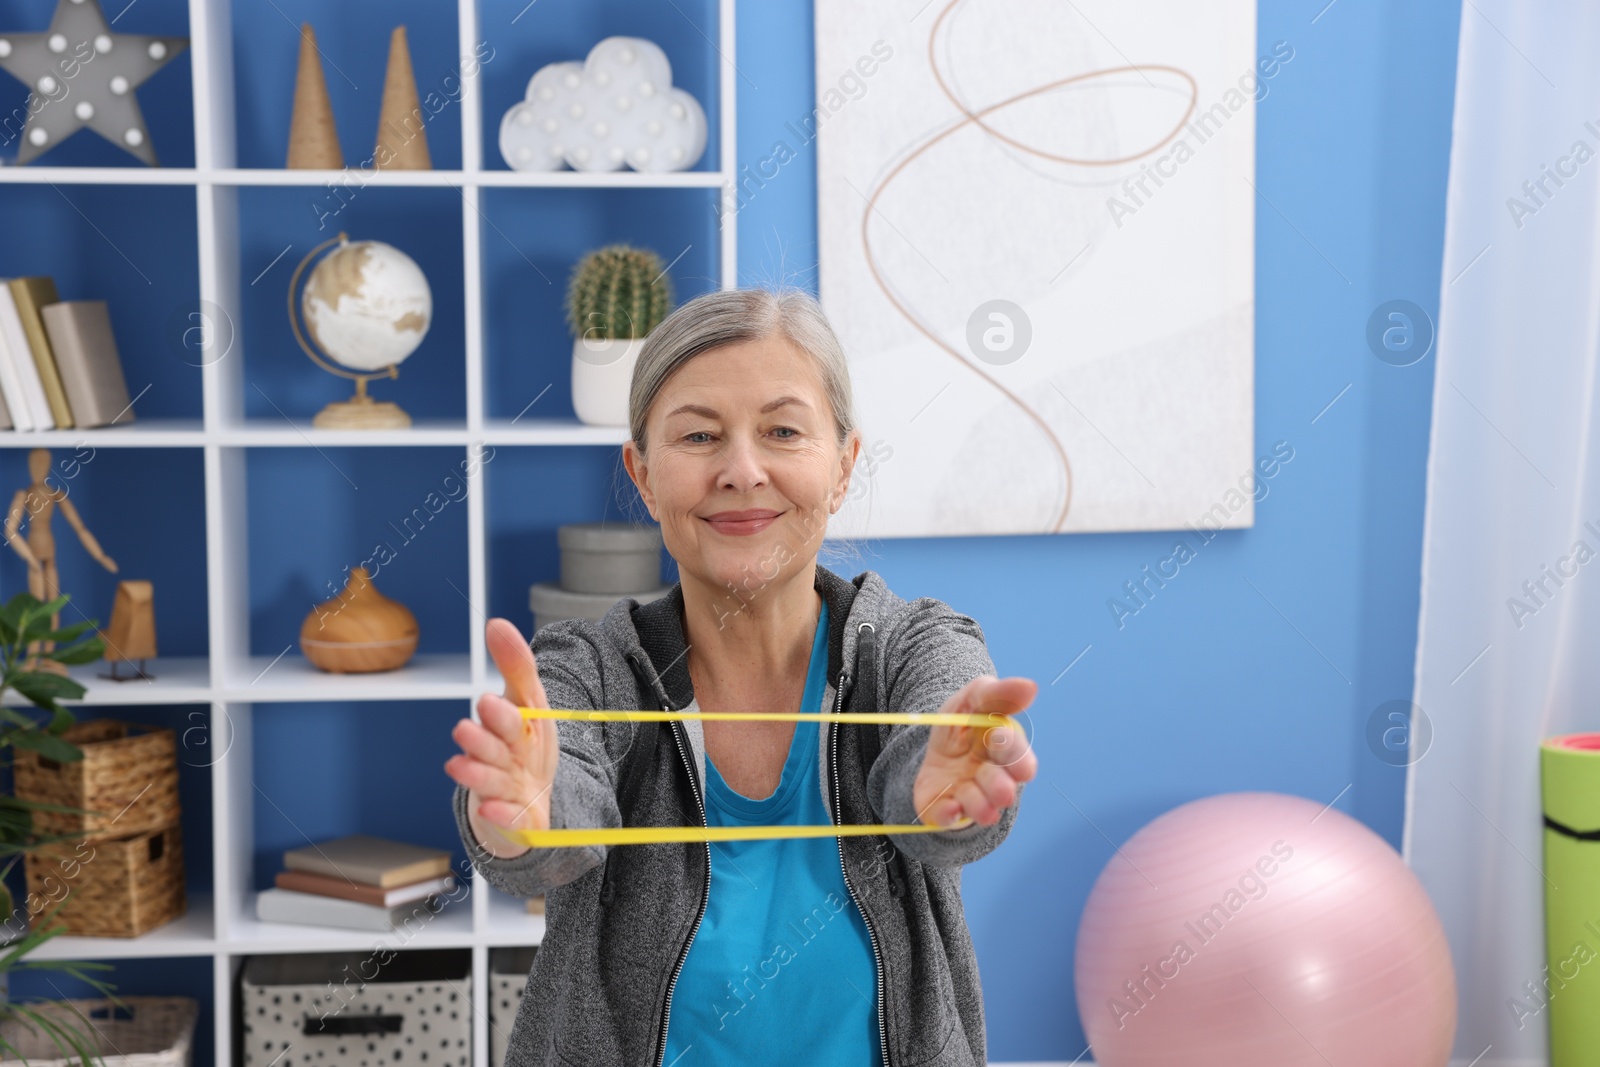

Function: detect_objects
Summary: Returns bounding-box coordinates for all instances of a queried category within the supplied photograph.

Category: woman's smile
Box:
[702,507,784,536]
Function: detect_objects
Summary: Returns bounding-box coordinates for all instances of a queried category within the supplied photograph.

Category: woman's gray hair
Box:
[628,287,857,452]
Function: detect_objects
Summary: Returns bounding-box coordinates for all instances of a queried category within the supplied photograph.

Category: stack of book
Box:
[256,833,457,932]
[0,274,136,431]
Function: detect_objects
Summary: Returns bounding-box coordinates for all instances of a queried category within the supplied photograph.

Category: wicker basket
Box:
[12,719,180,839]
[22,821,186,938]
[0,996,198,1067]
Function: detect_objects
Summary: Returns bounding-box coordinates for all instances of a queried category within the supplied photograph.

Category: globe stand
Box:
[313,374,413,429]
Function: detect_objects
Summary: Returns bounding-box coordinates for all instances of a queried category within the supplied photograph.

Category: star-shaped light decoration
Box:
[0,0,188,166]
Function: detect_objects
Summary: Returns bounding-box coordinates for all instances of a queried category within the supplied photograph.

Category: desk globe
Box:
[289,233,432,428]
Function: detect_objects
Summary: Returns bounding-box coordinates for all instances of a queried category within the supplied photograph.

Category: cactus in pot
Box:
[565,245,674,426]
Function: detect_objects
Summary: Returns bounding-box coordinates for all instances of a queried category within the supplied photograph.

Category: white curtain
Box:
[1405,2,1600,1064]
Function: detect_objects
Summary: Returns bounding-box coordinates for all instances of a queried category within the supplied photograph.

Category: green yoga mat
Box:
[1541,733,1600,1062]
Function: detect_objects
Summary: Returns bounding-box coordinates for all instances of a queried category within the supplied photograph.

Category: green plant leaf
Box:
[14,962,125,1015]
[18,596,69,636]
[0,935,55,975]
[46,703,76,733]
[10,672,86,704]
[8,730,85,763]
[0,704,44,730]
[43,640,103,667]
[2,795,96,817]
[0,699,63,725]
[14,1002,103,1067]
[0,926,56,972]
[0,1032,29,1065]
[37,620,95,644]
[14,959,116,974]
[20,1009,86,1066]
[0,592,37,634]
[0,805,35,837]
[0,821,106,859]
[0,892,69,970]
[0,1016,47,1066]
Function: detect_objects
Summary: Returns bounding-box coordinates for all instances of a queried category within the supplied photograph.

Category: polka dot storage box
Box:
[240,949,470,1067]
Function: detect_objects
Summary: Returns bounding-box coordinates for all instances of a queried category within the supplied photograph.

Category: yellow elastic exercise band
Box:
[499,707,1013,847]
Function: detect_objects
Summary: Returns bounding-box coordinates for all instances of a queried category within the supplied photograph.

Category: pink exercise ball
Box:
[1073,792,1456,1066]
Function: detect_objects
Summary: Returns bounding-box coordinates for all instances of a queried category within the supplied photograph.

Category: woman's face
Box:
[624,335,861,600]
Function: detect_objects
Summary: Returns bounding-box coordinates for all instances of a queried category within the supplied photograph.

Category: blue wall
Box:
[733,0,1461,1060]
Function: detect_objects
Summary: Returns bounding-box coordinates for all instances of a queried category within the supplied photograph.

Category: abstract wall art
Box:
[816,0,1261,538]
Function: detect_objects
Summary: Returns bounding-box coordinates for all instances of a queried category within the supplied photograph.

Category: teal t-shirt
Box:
[660,598,882,1066]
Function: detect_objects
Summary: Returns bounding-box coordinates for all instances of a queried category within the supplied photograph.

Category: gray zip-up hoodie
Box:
[452,562,1024,1066]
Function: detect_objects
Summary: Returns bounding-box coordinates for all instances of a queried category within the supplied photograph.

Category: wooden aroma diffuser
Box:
[299,565,418,672]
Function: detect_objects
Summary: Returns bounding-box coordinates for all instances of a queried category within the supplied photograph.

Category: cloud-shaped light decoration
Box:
[499,37,708,173]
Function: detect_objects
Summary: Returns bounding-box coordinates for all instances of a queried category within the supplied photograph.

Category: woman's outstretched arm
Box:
[866,597,1038,867]
[447,617,623,897]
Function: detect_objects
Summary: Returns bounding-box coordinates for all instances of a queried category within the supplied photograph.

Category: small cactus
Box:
[565,244,674,341]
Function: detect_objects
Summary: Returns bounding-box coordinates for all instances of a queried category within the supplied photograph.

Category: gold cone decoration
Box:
[374,25,431,170]
[287,23,343,169]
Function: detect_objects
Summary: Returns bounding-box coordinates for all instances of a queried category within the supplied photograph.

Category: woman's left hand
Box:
[913,674,1039,828]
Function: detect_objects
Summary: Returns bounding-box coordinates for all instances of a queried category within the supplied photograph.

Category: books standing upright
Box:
[8,277,73,427]
[39,301,135,428]
[0,283,55,429]
[0,330,32,430]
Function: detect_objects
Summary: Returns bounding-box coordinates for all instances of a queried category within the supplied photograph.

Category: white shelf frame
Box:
[0,1,737,1064]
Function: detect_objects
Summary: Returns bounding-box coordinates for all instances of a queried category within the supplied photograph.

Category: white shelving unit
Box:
[0,1,737,1064]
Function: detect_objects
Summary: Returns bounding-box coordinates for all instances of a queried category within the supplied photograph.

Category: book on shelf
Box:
[39,300,135,429]
[283,833,452,888]
[0,331,24,430]
[526,894,545,915]
[256,886,446,933]
[0,336,26,430]
[274,866,456,907]
[8,277,73,427]
[0,282,55,430]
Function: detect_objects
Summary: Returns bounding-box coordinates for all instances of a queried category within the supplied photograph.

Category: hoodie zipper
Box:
[832,661,892,1067]
[655,716,711,1067]
[643,618,888,1066]
[625,647,713,1067]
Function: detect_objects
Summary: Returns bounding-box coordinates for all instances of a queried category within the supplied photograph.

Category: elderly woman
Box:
[445,287,1038,1067]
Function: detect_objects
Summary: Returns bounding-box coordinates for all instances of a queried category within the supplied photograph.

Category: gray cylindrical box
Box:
[529,581,673,632]
[558,523,664,593]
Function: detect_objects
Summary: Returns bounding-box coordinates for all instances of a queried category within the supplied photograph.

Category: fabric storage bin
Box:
[23,821,186,938]
[241,948,471,1067]
[13,719,180,838]
[0,996,198,1067]
[488,946,538,1067]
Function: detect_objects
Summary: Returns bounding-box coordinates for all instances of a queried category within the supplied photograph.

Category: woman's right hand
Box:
[445,618,560,860]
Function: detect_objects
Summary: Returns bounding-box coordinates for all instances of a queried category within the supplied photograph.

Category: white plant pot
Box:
[572,335,647,427]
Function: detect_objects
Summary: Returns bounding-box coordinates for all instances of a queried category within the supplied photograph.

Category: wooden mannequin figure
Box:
[4,448,118,675]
